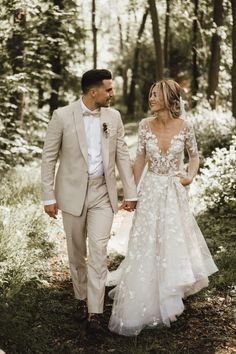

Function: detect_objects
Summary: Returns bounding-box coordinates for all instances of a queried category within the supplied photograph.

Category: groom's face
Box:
[93,79,114,107]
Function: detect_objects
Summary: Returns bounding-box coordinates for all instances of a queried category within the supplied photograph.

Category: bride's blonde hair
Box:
[149,79,182,118]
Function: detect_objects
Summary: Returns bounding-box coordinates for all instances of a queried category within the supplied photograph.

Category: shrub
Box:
[0,166,53,300]
[0,164,41,206]
[192,136,236,214]
[0,204,53,299]
[188,107,236,159]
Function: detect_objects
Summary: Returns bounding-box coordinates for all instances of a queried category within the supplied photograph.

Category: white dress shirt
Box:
[80,97,104,177]
[43,98,136,205]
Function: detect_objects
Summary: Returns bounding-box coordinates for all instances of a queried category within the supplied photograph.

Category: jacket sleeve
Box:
[41,110,63,201]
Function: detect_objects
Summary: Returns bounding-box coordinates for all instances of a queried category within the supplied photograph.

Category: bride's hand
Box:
[179,175,193,186]
[119,200,126,210]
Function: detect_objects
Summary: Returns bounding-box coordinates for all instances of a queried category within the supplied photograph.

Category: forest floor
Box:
[0,212,235,354]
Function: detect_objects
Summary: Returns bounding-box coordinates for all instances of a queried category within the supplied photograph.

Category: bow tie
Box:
[83,110,100,117]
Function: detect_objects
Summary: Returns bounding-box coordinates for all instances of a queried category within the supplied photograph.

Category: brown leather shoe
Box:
[74,299,88,322]
[87,313,104,334]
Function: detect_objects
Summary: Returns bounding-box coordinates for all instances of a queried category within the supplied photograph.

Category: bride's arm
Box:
[133,120,147,186]
[188,155,199,180]
[185,121,199,182]
[133,153,146,186]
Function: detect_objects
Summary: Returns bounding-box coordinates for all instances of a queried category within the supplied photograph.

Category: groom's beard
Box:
[95,98,112,108]
[104,99,111,107]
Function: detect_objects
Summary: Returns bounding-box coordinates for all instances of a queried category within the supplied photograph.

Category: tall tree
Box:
[43,0,85,114]
[148,0,164,80]
[191,0,199,107]
[7,7,26,122]
[207,0,223,108]
[92,0,97,69]
[164,0,170,73]
[48,0,63,115]
[0,0,85,172]
[231,0,236,118]
[127,6,149,116]
[117,15,128,105]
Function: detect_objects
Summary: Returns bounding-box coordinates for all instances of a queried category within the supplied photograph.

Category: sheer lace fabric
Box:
[134,118,199,183]
[108,118,218,336]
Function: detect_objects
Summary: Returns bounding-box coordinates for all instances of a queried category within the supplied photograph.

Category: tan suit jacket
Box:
[41,99,137,216]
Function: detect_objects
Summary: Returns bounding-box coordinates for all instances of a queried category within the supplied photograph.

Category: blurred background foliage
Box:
[0,0,236,172]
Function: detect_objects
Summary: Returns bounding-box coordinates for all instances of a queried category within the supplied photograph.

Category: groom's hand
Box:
[44,203,58,219]
[119,200,137,212]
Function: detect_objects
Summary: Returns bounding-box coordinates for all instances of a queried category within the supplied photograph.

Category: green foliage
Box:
[193,136,236,213]
[168,0,195,79]
[0,205,53,299]
[111,0,233,117]
[0,167,53,300]
[32,0,85,106]
[197,213,236,290]
[113,40,157,120]
[189,107,236,159]
[0,127,42,173]
[0,0,85,172]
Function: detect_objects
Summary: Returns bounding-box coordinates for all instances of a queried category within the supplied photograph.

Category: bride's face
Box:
[149,85,165,113]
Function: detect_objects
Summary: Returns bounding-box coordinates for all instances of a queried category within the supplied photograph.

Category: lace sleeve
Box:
[136,120,146,155]
[133,120,147,186]
[185,121,199,179]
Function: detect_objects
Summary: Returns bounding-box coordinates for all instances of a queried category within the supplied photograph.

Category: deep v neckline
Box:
[147,119,186,156]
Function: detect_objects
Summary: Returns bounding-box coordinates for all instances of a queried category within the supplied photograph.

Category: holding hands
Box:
[119,200,137,212]
[44,203,58,219]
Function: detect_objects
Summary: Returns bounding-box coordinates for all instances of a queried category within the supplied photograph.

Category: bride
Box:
[108,79,218,336]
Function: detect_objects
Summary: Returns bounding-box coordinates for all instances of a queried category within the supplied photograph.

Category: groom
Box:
[41,69,137,332]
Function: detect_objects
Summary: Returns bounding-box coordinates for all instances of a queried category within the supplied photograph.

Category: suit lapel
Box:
[73,100,88,165]
[100,108,109,170]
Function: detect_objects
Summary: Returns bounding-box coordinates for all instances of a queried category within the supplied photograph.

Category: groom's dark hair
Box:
[81,69,112,94]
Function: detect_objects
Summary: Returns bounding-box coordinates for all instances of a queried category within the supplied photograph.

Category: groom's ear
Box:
[89,87,98,98]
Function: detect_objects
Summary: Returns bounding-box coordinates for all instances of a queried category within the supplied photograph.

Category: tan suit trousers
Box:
[62,176,114,313]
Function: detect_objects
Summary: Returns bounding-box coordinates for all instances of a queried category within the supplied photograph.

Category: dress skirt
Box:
[108,171,218,336]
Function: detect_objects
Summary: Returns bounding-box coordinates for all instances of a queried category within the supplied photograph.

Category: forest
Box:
[0,0,236,170]
[0,0,235,353]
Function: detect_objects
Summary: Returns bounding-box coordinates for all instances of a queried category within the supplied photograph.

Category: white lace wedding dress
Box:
[108,118,218,336]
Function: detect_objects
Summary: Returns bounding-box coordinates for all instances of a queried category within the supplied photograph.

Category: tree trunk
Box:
[92,0,97,69]
[49,0,63,115]
[7,8,26,122]
[164,0,170,72]
[49,51,62,115]
[127,7,149,116]
[117,16,128,105]
[191,0,199,107]
[207,0,223,108]
[231,0,236,118]
[126,6,131,44]
[38,85,44,109]
[148,0,164,80]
